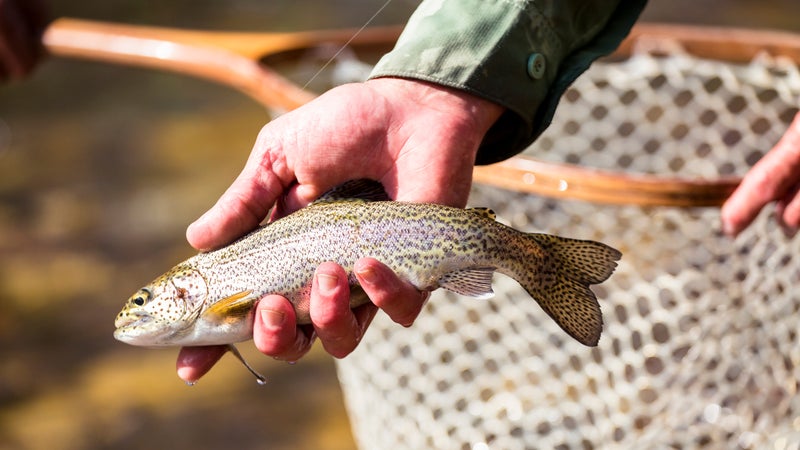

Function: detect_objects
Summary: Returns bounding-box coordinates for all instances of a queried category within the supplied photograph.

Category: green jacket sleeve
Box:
[369,0,647,165]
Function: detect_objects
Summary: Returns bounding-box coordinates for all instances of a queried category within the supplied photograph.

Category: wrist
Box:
[365,77,504,150]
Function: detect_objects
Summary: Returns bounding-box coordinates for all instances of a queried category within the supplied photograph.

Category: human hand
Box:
[721,111,800,237]
[0,0,48,81]
[175,77,503,382]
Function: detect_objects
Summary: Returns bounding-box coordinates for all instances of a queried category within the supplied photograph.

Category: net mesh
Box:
[336,42,800,449]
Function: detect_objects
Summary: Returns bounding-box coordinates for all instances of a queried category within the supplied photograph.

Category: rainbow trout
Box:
[114,180,621,377]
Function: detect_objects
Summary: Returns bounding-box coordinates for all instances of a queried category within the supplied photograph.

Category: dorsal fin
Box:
[467,207,496,220]
[313,179,391,204]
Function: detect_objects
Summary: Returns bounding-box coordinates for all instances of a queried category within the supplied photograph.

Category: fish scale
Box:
[114,179,622,358]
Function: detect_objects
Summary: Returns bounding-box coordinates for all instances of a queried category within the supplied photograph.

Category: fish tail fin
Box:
[518,234,622,346]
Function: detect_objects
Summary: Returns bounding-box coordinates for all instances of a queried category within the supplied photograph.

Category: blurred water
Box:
[0,1,797,450]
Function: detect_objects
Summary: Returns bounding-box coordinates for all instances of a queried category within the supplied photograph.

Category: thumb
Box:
[186,129,290,251]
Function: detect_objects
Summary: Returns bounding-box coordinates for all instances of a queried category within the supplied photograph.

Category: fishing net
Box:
[335,31,800,449]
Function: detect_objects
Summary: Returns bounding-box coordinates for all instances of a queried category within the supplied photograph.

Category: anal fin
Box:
[439,267,496,300]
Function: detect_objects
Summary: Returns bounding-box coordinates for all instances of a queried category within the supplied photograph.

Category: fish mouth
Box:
[114,313,153,331]
[113,314,154,344]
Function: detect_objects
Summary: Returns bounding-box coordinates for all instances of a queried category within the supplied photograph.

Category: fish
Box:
[114,179,621,380]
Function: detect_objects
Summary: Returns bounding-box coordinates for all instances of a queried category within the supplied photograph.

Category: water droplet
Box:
[287,360,297,365]
[256,377,268,386]
[703,403,720,423]
[185,380,197,387]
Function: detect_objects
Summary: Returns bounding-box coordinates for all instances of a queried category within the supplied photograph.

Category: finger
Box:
[776,182,800,236]
[309,262,375,358]
[186,127,289,251]
[352,301,379,340]
[16,0,49,66]
[0,43,18,81]
[175,345,228,384]
[721,112,800,237]
[721,165,782,237]
[354,257,428,327]
[18,0,49,31]
[0,36,25,80]
[0,0,49,79]
[0,1,30,79]
[252,294,314,362]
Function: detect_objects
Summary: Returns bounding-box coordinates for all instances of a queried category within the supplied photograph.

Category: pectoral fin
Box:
[439,267,496,300]
[227,344,267,385]
[203,291,258,323]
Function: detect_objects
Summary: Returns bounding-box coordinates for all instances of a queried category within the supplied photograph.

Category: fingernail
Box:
[721,220,737,238]
[186,212,214,252]
[316,273,338,294]
[355,267,378,285]
[260,309,285,330]
[780,222,798,238]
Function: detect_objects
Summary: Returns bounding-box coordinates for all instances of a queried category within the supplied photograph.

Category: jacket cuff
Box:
[369,0,646,164]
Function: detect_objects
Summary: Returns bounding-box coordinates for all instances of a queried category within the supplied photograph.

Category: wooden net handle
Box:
[42,19,800,206]
[474,25,800,207]
[43,18,401,110]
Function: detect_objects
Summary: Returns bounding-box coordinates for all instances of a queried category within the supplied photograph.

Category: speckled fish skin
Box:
[114,180,622,348]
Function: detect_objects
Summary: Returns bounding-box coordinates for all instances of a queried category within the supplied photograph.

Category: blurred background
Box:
[1,1,798,449]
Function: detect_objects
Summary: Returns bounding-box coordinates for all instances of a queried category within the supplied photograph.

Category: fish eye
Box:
[132,288,152,306]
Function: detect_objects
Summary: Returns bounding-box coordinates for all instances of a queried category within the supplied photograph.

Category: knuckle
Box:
[746,168,779,199]
[253,322,301,358]
[309,300,348,328]
[253,332,287,356]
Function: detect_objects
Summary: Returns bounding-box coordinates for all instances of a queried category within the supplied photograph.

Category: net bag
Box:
[336,26,800,449]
